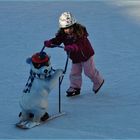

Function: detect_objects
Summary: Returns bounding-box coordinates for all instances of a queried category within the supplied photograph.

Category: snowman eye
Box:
[44,69,48,74]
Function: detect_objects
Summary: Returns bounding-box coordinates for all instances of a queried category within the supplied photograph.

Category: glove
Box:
[64,44,79,52]
[44,40,52,47]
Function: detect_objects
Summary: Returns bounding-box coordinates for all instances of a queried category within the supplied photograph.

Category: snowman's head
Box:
[31,52,52,76]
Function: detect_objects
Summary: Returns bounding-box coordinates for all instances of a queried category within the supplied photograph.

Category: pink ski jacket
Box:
[50,28,95,64]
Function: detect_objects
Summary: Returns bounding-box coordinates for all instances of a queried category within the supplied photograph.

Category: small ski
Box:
[16,112,66,129]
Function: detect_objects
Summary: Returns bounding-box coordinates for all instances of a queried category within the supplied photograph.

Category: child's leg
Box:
[83,56,104,92]
[69,63,82,89]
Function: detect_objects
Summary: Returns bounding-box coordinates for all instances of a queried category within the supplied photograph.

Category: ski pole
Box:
[59,77,62,113]
[63,52,70,74]
[40,45,68,113]
[40,45,64,53]
[40,46,46,53]
[58,51,69,113]
[59,52,69,85]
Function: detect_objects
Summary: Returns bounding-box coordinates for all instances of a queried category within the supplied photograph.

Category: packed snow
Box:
[0,0,140,139]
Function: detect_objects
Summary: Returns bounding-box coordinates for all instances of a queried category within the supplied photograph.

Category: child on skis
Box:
[44,11,104,97]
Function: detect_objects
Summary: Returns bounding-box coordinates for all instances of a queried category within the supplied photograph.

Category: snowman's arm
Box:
[47,69,63,90]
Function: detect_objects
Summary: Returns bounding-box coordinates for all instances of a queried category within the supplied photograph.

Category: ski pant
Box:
[69,56,104,91]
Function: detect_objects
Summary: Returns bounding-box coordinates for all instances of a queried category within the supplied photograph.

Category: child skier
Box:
[44,11,104,97]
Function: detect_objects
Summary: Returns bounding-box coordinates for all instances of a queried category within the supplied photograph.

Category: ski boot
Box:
[40,112,50,121]
[66,87,80,97]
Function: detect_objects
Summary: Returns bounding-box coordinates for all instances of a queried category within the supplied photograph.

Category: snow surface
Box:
[0,0,140,139]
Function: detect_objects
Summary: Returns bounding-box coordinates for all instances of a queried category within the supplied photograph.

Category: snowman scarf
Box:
[23,69,52,93]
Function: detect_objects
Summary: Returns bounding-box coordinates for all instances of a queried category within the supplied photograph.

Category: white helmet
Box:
[59,12,76,28]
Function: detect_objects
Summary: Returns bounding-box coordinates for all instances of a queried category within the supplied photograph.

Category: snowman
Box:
[17,51,63,128]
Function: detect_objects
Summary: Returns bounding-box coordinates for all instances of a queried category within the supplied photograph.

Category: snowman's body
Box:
[19,52,63,123]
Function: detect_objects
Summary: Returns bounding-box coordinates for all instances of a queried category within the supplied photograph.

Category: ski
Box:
[16,112,66,129]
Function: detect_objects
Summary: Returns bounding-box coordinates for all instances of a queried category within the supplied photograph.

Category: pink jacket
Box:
[49,29,95,64]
